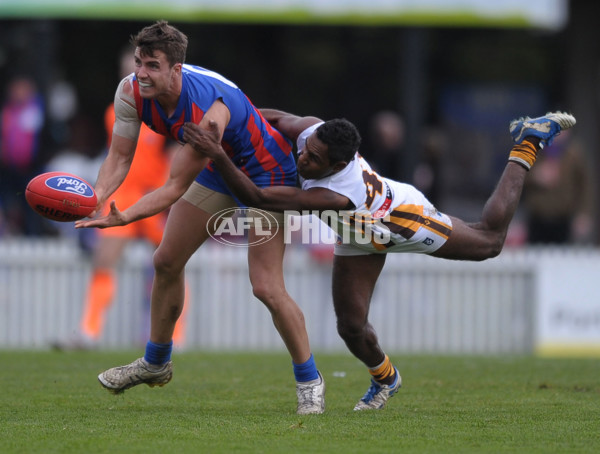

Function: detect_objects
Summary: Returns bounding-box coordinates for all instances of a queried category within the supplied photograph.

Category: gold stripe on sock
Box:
[509,139,538,170]
[369,355,396,383]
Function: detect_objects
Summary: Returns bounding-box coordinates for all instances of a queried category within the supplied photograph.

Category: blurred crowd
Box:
[0,74,103,244]
[0,75,595,247]
[361,109,595,247]
[0,76,46,236]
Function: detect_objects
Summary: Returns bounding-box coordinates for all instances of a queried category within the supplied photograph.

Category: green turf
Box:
[1,351,598,453]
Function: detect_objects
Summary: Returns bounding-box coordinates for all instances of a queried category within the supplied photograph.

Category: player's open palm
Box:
[75,201,127,229]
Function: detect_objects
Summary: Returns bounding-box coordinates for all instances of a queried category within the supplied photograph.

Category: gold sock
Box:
[369,355,396,384]
[508,139,538,170]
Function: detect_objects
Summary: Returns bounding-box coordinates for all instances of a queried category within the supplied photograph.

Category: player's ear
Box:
[331,161,348,173]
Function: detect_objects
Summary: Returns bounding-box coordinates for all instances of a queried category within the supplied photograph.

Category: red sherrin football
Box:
[25,171,97,222]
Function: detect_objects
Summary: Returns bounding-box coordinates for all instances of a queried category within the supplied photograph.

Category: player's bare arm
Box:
[260,186,351,212]
[91,76,141,215]
[183,120,350,213]
[259,109,322,141]
[75,144,208,229]
[76,100,229,229]
[92,134,137,216]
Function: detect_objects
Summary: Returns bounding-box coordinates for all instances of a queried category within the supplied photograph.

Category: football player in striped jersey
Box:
[75,22,324,415]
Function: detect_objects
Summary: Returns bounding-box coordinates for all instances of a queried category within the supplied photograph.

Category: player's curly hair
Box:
[316,119,362,164]
[130,20,188,67]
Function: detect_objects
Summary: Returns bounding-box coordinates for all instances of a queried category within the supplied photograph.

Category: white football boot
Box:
[98,357,172,394]
[296,371,325,415]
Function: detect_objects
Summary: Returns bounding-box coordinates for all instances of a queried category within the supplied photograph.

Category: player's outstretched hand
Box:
[183,120,224,160]
[75,201,127,229]
[86,197,104,219]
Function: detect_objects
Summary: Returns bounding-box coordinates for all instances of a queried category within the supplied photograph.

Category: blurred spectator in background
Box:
[523,129,593,244]
[413,126,445,207]
[368,110,444,207]
[53,47,187,350]
[44,114,104,247]
[0,76,45,235]
[367,110,406,181]
[46,78,79,153]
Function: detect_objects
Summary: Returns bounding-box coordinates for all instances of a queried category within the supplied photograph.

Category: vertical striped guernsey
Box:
[132,64,296,189]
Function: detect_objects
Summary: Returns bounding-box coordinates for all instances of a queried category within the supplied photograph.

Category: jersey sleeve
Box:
[112,75,141,142]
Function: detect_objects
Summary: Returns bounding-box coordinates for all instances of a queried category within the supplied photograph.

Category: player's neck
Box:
[156,78,182,117]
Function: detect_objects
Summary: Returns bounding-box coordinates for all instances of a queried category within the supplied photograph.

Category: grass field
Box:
[2,351,599,453]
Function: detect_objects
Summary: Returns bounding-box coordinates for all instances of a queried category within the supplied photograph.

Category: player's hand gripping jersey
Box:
[112,65,297,196]
[298,123,453,255]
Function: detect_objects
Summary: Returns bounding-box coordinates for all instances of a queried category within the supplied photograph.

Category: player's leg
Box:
[247,219,324,414]
[148,197,212,343]
[146,182,235,349]
[432,161,528,260]
[433,111,576,261]
[248,231,310,363]
[332,253,386,364]
[97,183,231,393]
[332,253,401,410]
[141,211,188,348]
[97,197,212,394]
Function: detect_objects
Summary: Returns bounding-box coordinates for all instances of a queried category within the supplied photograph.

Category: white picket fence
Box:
[0,237,544,353]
